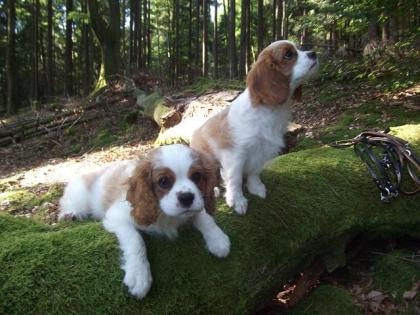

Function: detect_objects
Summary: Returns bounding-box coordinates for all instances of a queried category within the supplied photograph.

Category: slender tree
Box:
[87,0,121,88]
[175,0,180,80]
[133,0,139,70]
[239,0,247,78]
[6,0,17,114]
[257,0,264,54]
[147,0,151,67]
[81,0,91,94]
[195,0,201,75]
[129,0,134,66]
[142,0,147,68]
[188,0,193,79]
[272,0,277,41]
[276,0,283,39]
[213,0,218,78]
[47,0,54,96]
[65,0,73,95]
[228,0,237,78]
[31,0,40,102]
[202,0,208,76]
[282,0,288,39]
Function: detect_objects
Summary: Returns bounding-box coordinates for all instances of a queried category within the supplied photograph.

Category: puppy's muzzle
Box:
[178,192,195,208]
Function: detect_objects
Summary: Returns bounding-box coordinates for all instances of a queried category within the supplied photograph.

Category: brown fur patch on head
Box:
[189,150,220,214]
[151,167,175,199]
[247,42,298,106]
[127,160,160,226]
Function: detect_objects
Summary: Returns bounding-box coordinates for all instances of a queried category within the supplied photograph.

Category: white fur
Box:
[201,40,318,214]
[58,144,230,299]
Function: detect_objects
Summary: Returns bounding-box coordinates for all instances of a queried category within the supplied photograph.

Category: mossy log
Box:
[139,92,181,128]
[1,136,419,314]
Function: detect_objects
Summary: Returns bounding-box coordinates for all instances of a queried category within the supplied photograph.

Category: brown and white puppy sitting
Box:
[58,144,230,299]
[191,40,318,215]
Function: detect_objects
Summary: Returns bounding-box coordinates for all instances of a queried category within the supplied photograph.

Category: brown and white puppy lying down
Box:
[58,144,230,299]
[191,40,319,215]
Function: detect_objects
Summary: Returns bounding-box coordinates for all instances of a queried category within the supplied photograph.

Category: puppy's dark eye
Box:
[284,50,294,60]
[190,172,202,184]
[158,177,172,189]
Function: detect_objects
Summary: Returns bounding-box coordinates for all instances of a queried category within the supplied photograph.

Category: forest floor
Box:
[0,60,419,314]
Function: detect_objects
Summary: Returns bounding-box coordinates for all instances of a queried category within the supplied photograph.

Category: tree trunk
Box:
[228,0,237,78]
[65,0,73,96]
[133,0,139,70]
[31,0,40,103]
[188,0,193,80]
[239,0,250,78]
[246,0,251,71]
[142,0,147,68]
[39,21,47,98]
[175,0,180,81]
[389,15,398,43]
[381,21,390,44]
[47,0,54,97]
[129,0,134,67]
[202,0,208,76]
[282,0,288,39]
[195,0,201,76]
[368,16,379,45]
[6,0,17,114]
[213,0,218,79]
[82,0,91,95]
[300,7,309,48]
[3,139,420,314]
[147,0,151,67]
[272,0,277,42]
[121,0,126,66]
[87,0,121,89]
[257,0,263,54]
[276,0,283,39]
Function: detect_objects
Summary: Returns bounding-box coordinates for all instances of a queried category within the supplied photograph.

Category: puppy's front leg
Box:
[103,201,152,299]
[193,211,230,258]
[223,156,248,214]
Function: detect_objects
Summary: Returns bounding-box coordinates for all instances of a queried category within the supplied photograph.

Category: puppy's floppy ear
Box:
[247,53,290,106]
[293,85,302,103]
[195,151,220,215]
[126,160,159,225]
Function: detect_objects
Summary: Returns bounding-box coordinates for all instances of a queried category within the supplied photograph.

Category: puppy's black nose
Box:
[307,51,317,60]
[178,192,195,208]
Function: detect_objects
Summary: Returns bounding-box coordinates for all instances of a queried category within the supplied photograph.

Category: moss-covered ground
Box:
[1,138,419,314]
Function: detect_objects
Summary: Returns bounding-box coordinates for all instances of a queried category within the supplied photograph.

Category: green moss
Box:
[374,251,420,303]
[91,127,118,148]
[389,124,420,147]
[286,285,362,315]
[1,144,420,314]
[0,185,63,223]
[292,138,322,152]
[0,190,37,214]
[319,103,419,144]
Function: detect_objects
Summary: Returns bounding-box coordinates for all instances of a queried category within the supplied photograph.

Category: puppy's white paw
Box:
[247,181,266,199]
[225,190,248,214]
[233,196,248,215]
[206,229,231,258]
[57,211,77,221]
[123,264,153,299]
